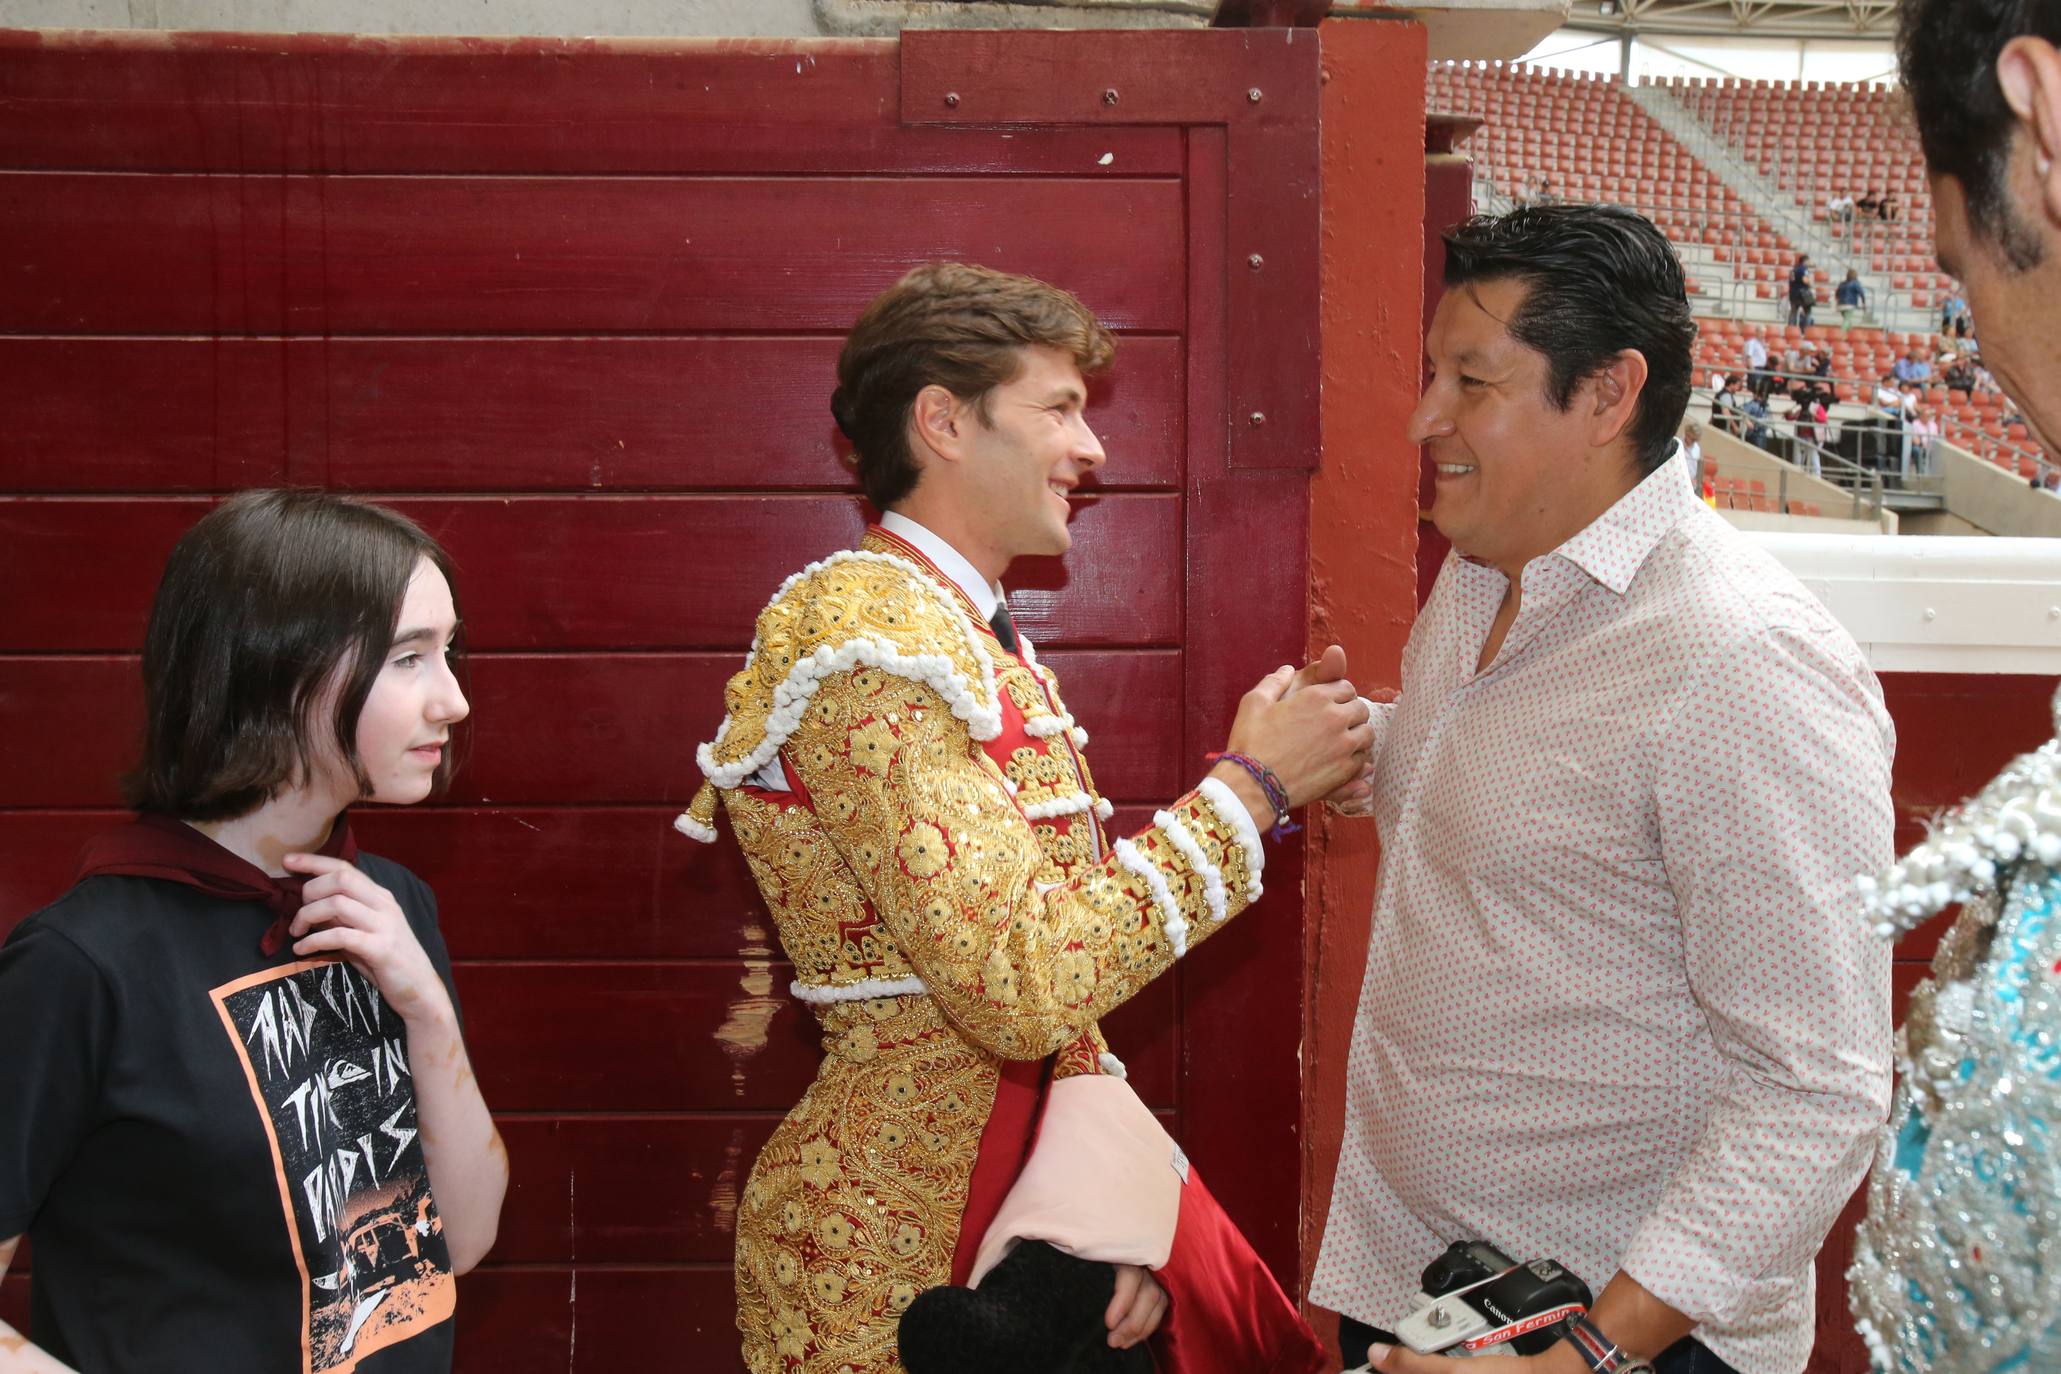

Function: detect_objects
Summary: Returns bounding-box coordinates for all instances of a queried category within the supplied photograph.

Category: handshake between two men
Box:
[1207,644,1381,833]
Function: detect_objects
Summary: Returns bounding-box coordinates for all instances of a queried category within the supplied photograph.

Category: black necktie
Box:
[989,601,1018,654]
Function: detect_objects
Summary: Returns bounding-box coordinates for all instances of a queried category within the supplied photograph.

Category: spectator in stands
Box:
[1836,269,1868,328]
[1740,389,1772,450]
[1829,192,1857,223]
[1681,421,1704,491]
[1893,349,1932,383]
[1856,188,1881,217]
[1877,191,1898,222]
[1711,374,1743,436]
[1787,253,1815,327]
[1910,403,1941,471]
[1940,289,1972,337]
[1943,352,1977,396]
[1862,372,1905,469]
[1812,349,1833,380]
[1743,326,1772,399]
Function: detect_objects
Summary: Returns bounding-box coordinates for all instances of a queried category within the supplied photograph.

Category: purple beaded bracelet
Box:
[1206,751,1300,841]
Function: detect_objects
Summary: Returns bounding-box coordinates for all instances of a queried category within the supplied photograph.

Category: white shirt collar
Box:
[879,511,1003,620]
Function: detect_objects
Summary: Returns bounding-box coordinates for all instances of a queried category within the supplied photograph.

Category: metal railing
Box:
[1703,365,2054,493]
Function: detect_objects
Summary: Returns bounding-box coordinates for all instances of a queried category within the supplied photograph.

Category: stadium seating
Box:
[1427,62,2050,488]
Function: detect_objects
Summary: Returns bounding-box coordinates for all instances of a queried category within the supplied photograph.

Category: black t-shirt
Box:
[0,854,462,1374]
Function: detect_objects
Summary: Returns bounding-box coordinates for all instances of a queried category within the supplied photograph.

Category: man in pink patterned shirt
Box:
[1312,205,1895,1374]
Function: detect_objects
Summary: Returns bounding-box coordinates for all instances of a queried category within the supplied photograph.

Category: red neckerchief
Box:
[75,812,358,956]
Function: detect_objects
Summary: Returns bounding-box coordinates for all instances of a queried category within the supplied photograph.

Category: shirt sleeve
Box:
[1621,624,1896,1328]
[0,916,116,1238]
[380,859,463,1023]
[778,666,1266,1061]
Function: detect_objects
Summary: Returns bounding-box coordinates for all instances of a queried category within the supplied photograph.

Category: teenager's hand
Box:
[1106,1264,1169,1349]
[1224,645,1375,810]
[284,854,452,1028]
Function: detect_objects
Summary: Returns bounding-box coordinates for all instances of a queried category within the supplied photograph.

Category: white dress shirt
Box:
[1310,449,1895,1373]
[879,510,1005,621]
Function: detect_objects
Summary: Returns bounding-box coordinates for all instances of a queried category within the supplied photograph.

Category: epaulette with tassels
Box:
[675,548,1007,843]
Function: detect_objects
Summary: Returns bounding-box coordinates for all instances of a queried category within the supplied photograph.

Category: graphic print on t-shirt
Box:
[211,958,456,1374]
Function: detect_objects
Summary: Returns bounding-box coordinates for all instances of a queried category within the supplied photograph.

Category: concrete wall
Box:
[1721,507,1890,536]
[0,0,1568,47]
[1933,440,2061,538]
[1699,424,1896,528]
[0,0,1214,36]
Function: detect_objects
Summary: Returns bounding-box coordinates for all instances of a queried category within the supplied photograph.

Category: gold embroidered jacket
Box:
[679,529,1266,1374]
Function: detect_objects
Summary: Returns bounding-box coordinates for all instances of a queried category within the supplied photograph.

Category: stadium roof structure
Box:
[1565,0,1898,39]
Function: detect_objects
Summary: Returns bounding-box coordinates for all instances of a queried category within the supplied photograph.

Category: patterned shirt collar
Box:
[1553,441,1699,597]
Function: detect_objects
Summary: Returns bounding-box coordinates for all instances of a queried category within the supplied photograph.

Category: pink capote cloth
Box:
[970,1073,1329,1374]
[970,1073,1183,1281]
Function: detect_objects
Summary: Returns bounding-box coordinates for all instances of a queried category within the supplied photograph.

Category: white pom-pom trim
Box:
[1093,798,1114,821]
[1861,736,2061,937]
[1196,776,1265,900]
[1021,791,1098,821]
[696,549,1003,791]
[789,975,929,1005]
[1115,837,1187,958]
[1098,1051,1128,1080]
[673,813,718,844]
[1023,713,1076,740]
[1155,809,1226,927]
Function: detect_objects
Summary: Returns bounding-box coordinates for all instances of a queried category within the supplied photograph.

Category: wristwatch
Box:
[1562,1314,1656,1374]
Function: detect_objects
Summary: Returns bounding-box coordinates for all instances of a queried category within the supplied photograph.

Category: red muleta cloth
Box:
[971,1073,1327,1374]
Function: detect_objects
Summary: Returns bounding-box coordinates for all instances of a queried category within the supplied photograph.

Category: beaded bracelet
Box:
[1205,751,1300,841]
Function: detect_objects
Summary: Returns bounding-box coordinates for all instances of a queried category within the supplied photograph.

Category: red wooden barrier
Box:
[0,27,1327,1371]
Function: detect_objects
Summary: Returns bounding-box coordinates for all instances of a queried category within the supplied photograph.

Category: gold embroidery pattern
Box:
[719,542,1259,1373]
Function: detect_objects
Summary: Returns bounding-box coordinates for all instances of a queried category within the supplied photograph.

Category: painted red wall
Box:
[1301,17,1428,1344]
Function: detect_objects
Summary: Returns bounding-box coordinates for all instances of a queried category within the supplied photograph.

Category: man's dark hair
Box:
[1440,203,1696,475]
[832,262,1116,509]
[1898,0,2060,268]
[127,489,463,820]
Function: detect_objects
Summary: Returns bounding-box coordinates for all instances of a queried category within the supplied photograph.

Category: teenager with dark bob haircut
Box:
[1438,203,1698,476]
[0,489,507,1374]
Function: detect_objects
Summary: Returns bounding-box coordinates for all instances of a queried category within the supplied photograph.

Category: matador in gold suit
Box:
[677,515,1273,1374]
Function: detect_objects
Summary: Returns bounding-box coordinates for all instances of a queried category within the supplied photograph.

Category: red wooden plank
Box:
[453,1265,740,1374]
[455,962,1176,1112]
[0,499,203,652]
[0,650,1181,808]
[0,33,1183,178]
[2,334,1183,493]
[0,174,1185,335]
[402,494,1182,652]
[353,807,773,961]
[0,657,139,809]
[0,340,288,492]
[492,1115,779,1264]
[1879,672,2054,813]
[0,496,1181,651]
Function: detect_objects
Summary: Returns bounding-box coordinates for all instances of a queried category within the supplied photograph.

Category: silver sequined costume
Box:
[1850,696,2061,1373]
